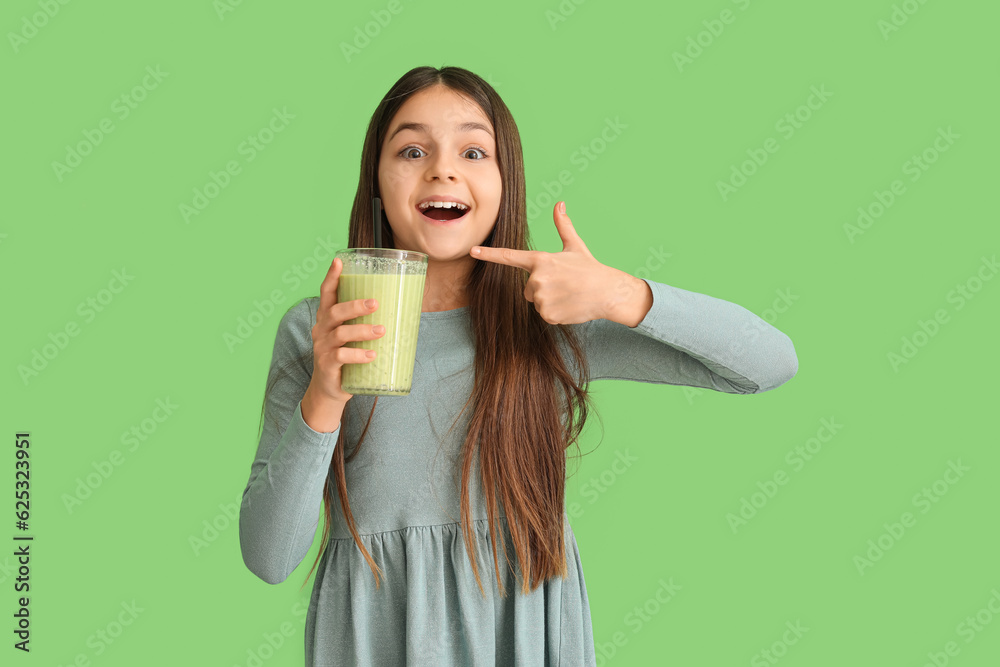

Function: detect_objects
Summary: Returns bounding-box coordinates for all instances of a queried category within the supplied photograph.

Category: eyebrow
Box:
[387,121,494,143]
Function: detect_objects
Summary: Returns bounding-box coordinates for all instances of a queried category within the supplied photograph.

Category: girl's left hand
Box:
[470,201,627,325]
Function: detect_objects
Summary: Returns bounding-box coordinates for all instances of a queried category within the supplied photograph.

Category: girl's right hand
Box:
[309,257,386,403]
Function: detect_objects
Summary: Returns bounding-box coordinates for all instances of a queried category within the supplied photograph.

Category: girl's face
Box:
[378,85,502,261]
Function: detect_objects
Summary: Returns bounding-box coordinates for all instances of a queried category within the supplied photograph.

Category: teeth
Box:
[419,201,468,210]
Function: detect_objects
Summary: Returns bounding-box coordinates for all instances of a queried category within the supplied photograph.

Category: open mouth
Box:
[417,202,470,222]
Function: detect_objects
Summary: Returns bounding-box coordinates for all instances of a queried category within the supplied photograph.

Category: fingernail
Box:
[471,247,481,256]
[560,201,566,214]
[365,299,376,308]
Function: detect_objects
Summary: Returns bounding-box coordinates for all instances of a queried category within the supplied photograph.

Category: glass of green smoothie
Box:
[335,248,428,396]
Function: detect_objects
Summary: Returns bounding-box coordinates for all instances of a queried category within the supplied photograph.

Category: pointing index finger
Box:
[471,246,537,271]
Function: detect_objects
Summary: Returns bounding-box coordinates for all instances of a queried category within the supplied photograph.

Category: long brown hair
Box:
[259,66,598,598]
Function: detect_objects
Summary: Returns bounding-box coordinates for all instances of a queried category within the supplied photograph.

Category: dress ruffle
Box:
[305,516,595,666]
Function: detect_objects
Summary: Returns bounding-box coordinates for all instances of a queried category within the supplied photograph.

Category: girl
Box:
[240,66,798,666]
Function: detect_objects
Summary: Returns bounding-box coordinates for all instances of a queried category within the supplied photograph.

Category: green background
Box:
[3,0,998,665]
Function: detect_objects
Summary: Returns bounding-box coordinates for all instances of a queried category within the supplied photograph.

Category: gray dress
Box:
[239,278,798,666]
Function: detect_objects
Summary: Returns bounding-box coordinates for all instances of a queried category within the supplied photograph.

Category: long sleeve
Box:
[568,278,798,393]
[239,297,339,585]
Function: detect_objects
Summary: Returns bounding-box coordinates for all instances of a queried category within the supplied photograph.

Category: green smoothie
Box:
[337,271,426,396]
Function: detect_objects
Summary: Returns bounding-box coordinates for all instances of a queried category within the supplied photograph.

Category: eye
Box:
[397,145,491,160]
[463,146,490,160]
[398,146,425,159]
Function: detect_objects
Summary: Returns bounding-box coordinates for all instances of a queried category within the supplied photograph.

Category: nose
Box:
[424,148,459,183]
